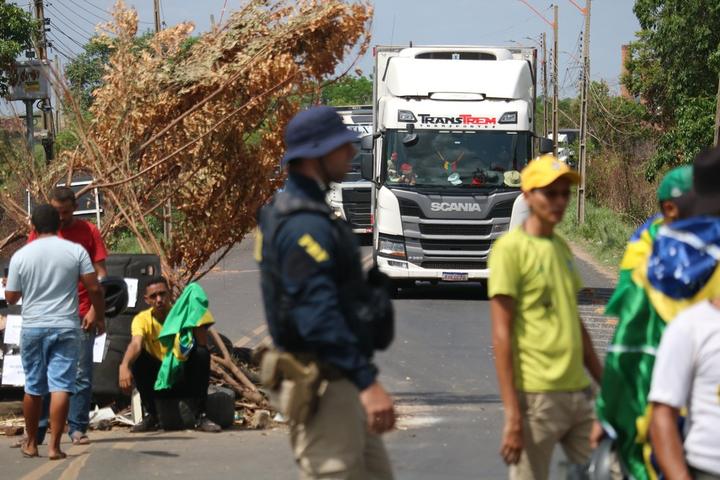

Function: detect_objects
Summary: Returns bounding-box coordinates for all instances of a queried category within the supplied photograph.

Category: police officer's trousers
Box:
[290,378,394,480]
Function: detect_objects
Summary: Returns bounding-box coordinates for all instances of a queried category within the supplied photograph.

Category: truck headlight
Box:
[378,235,406,259]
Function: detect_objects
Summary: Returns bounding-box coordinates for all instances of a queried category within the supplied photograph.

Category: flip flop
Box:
[70,432,90,445]
[20,443,39,458]
[48,452,67,461]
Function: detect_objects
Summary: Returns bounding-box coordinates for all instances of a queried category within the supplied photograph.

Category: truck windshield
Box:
[383,130,531,189]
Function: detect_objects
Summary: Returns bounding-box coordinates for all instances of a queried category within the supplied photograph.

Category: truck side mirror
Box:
[360,152,374,181]
[539,138,554,154]
[402,124,418,147]
[360,134,374,152]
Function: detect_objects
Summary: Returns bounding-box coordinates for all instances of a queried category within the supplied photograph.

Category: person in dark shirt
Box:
[257,106,395,479]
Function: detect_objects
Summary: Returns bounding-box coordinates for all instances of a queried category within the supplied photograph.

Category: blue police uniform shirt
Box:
[270,172,378,391]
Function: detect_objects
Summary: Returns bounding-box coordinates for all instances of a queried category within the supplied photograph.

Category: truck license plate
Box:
[442,272,468,282]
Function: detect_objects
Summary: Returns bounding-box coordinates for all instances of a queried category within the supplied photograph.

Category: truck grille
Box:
[399,198,424,218]
[419,223,493,236]
[400,198,515,218]
[490,200,514,217]
[420,239,492,251]
[341,188,371,230]
[420,261,488,270]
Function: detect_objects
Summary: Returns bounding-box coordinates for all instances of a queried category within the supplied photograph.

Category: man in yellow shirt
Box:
[118,277,220,433]
[488,155,603,480]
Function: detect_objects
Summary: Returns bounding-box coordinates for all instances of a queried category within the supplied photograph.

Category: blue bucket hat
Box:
[281,106,359,167]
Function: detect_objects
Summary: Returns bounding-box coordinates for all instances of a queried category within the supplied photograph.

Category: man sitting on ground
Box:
[118,277,220,432]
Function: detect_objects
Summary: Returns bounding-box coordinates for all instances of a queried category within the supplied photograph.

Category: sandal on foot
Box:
[21,448,39,458]
[48,452,67,461]
[20,441,39,458]
[70,432,90,445]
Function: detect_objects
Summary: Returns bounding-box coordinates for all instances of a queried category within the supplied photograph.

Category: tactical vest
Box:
[257,190,394,357]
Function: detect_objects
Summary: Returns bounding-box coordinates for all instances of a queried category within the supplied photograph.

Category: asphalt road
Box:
[0,238,615,480]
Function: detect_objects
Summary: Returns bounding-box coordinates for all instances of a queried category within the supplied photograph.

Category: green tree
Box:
[65,32,161,110]
[625,0,720,176]
[64,37,113,110]
[0,1,36,97]
[320,75,372,106]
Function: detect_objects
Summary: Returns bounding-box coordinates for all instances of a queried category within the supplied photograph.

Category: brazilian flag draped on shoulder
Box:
[154,283,215,391]
[597,215,720,479]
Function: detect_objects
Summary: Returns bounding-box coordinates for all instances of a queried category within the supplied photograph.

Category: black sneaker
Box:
[131,415,159,433]
[196,415,221,433]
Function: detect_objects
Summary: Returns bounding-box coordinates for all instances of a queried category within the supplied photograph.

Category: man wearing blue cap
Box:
[256,106,395,479]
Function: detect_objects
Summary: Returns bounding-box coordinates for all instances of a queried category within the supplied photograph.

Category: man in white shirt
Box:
[649,300,720,480]
[5,204,105,461]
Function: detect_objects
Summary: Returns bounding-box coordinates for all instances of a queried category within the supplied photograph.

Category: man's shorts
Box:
[20,327,80,396]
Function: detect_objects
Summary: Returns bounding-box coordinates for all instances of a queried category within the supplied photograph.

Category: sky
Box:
[8,0,641,110]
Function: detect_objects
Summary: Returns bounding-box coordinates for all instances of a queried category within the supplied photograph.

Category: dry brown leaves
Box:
[0,0,372,289]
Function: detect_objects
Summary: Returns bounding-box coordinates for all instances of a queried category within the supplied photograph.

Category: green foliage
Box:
[54,128,80,154]
[625,0,720,177]
[559,195,635,271]
[321,75,372,106]
[0,1,37,97]
[646,95,715,176]
[65,33,154,110]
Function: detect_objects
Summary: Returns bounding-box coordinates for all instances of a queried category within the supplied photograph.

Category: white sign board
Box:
[8,60,50,101]
[3,315,22,345]
[1,355,25,386]
[124,278,139,309]
[93,333,107,363]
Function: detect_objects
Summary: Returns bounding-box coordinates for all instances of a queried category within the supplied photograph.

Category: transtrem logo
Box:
[430,202,482,212]
[418,114,497,125]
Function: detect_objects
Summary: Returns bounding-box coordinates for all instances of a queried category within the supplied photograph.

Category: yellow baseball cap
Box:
[520,154,580,192]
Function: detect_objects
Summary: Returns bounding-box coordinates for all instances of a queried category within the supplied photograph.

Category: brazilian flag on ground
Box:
[597,216,720,480]
[154,283,215,391]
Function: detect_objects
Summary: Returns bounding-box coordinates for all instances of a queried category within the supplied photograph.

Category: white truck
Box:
[360,45,553,288]
[326,105,374,235]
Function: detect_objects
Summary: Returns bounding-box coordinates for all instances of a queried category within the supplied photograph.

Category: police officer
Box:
[257,106,395,480]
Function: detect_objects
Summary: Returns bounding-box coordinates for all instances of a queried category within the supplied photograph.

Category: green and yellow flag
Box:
[597,215,720,479]
[154,283,215,391]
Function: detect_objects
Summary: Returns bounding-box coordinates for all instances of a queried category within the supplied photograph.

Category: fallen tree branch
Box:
[209,327,258,393]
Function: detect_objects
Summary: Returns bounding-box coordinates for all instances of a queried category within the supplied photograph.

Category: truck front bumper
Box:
[376,256,489,280]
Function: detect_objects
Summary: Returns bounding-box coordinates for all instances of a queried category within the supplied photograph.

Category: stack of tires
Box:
[92,254,161,400]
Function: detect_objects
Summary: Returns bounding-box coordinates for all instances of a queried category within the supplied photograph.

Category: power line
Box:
[48,15,92,45]
[77,0,111,17]
[64,0,109,23]
[47,32,76,61]
[50,21,87,49]
[76,0,154,25]
[46,4,95,37]
[478,10,550,42]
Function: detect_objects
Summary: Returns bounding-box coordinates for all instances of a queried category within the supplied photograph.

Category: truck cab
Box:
[327,105,374,235]
[364,46,546,288]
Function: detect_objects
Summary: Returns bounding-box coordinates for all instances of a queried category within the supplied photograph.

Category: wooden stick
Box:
[208,327,258,392]
[210,357,265,404]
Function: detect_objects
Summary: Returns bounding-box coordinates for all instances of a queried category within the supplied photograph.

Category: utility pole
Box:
[54,55,63,130]
[153,0,162,34]
[542,32,548,137]
[34,0,48,61]
[577,0,591,224]
[33,0,55,160]
[552,5,559,157]
[714,74,720,146]
[153,0,172,241]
